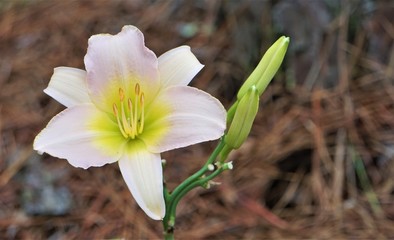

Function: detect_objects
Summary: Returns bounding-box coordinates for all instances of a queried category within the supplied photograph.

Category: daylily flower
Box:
[34,25,226,220]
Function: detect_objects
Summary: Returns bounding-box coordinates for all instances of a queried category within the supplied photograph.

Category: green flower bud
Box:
[224,85,259,149]
[226,100,238,126]
[237,36,290,99]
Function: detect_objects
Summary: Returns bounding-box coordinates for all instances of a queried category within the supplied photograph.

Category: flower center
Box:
[112,83,145,139]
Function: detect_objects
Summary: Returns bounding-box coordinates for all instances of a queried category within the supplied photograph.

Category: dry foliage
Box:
[0,0,394,239]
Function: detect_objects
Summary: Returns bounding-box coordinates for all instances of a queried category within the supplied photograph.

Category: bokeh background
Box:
[1,0,394,239]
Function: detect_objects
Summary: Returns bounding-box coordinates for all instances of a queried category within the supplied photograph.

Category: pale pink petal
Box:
[158,46,204,87]
[44,67,91,107]
[34,104,125,169]
[118,143,165,220]
[142,86,226,153]
[84,25,160,112]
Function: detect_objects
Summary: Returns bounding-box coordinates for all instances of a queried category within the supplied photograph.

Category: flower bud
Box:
[237,36,289,99]
[223,161,233,170]
[224,85,259,149]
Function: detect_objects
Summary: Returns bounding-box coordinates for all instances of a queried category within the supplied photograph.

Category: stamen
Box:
[113,103,128,138]
[139,93,145,134]
[113,85,145,139]
[133,84,139,135]
[127,98,134,129]
[127,98,133,112]
[120,97,133,138]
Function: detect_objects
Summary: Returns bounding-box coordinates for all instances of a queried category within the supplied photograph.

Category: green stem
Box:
[167,165,229,221]
[170,138,226,199]
[164,230,174,240]
[162,138,228,238]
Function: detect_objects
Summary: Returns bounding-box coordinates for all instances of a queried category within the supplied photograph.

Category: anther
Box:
[112,103,118,117]
[135,83,140,96]
[119,88,125,101]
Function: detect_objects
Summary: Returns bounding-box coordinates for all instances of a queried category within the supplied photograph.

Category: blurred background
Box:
[1,0,394,238]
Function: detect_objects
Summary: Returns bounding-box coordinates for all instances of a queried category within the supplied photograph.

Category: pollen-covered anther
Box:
[135,83,140,95]
[113,85,145,139]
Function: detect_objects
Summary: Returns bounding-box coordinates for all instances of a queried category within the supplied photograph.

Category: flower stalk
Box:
[163,138,227,238]
[162,36,289,239]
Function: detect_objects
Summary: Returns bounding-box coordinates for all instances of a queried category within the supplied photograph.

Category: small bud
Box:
[224,85,259,149]
[224,161,233,170]
[207,164,215,171]
[237,36,290,99]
